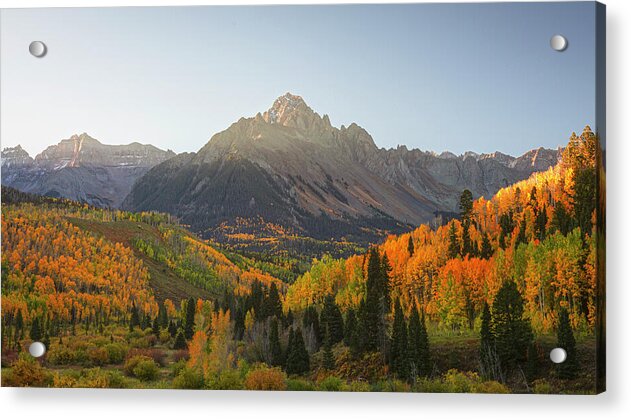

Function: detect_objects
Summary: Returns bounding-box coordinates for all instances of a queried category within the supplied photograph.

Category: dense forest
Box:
[1,127,602,393]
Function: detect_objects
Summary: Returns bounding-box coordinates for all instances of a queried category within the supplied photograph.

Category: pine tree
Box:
[479,301,498,379]
[556,308,579,379]
[480,233,493,259]
[29,317,42,342]
[152,317,160,336]
[263,283,283,320]
[285,327,295,367]
[407,235,415,256]
[250,281,264,320]
[269,318,283,367]
[389,299,409,380]
[302,306,321,347]
[380,253,392,312]
[492,281,533,374]
[344,308,357,347]
[516,216,528,246]
[129,302,140,332]
[407,306,422,380]
[535,204,548,240]
[461,220,473,256]
[286,327,310,375]
[480,302,493,352]
[322,326,335,371]
[158,302,168,328]
[14,309,24,345]
[284,309,294,329]
[360,248,384,353]
[173,329,187,349]
[448,222,460,259]
[168,320,177,337]
[321,294,344,344]
[418,311,431,377]
[233,307,245,341]
[184,297,196,339]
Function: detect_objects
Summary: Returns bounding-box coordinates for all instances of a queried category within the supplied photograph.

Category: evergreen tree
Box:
[556,308,579,379]
[535,204,548,240]
[262,283,283,320]
[389,299,409,380]
[129,302,140,332]
[233,307,245,341]
[285,327,295,366]
[321,294,344,344]
[459,189,474,221]
[551,203,573,235]
[302,306,321,347]
[380,253,392,312]
[14,309,24,345]
[516,216,528,246]
[407,235,415,257]
[269,318,283,367]
[480,233,493,259]
[418,311,431,377]
[158,302,168,328]
[322,326,335,371]
[29,317,42,342]
[461,220,473,256]
[448,222,460,259]
[152,317,160,336]
[359,248,385,353]
[184,297,196,339]
[344,308,357,347]
[407,306,424,380]
[173,329,187,350]
[479,302,497,379]
[286,327,310,375]
[526,341,539,381]
[168,320,177,337]
[344,309,361,358]
[250,281,265,321]
[284,309,294,329]
[492,281,533,374]
[480,302,493,352]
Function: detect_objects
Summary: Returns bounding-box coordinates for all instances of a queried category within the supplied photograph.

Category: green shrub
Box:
[87,347,109,366]
[46,346,80,365]
[132,359,160,382]
[206,369,244,390]
[376,379,410,392]
[124,355,152,376]
[317,376,346,391]
[159,330,171,344]
[4,354,51,387]
[532,379,554,394]
[348,381,371,392]
[287,378,316,391]
[173,367,205,389]
[105,343,128,364]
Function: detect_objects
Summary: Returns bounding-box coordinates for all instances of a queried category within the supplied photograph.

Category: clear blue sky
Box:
[1,2,597,157]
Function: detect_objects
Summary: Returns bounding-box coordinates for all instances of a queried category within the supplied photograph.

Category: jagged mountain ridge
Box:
[1,133,175,208]
[123,93,561,242]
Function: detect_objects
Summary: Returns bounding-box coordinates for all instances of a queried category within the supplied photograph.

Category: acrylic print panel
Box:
[0,2,605,394]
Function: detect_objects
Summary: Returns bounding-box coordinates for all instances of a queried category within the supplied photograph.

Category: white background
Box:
[0,1,628,419]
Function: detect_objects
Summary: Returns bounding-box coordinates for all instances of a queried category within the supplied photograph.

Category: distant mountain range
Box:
[1,134,175,208]
[2,93,561,242]
[122,93,561,241]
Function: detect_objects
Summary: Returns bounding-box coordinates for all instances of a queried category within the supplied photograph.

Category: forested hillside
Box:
[1,127,601,393]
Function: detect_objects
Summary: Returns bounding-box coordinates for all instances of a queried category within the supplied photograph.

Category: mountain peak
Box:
[262,93,330,131]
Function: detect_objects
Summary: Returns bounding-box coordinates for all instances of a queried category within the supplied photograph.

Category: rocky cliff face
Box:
[123,93,561,241]
[1,133,175,208]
